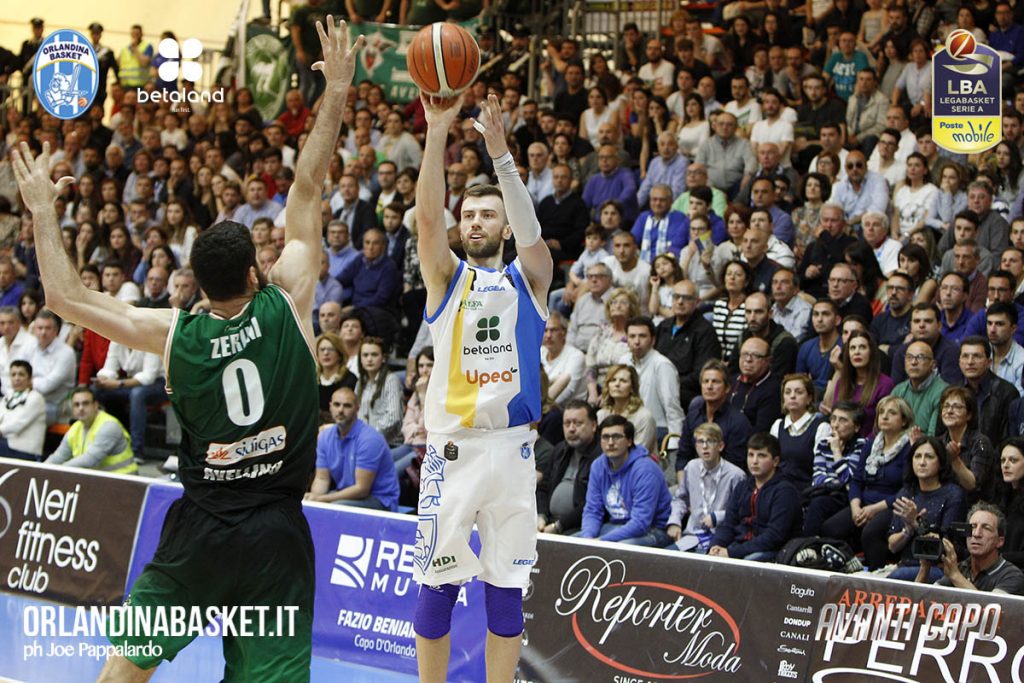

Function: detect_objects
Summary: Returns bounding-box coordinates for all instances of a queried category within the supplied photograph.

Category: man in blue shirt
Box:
[326,219,360,280]
[678,360,753,474]
[315,249,343,327]
[307,387,400,511]
[637,132,688,208]
[797,299,840,397]
[630,184,688,264]
[582,144,639,224]
[337,227,401,310]
[939,271,975,346]
[579,415,673,547]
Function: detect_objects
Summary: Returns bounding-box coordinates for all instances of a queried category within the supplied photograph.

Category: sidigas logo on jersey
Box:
[205,425,287,465]
[33,30,99,120]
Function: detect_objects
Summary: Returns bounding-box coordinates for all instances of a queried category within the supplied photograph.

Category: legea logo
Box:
[157,37,203,83]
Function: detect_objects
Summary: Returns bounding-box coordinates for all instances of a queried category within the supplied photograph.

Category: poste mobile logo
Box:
[33,30,99,120]
[932,27,1001,153]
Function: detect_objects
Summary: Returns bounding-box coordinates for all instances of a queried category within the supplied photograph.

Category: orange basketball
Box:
[947,29,976,59]
[406,22,480,97]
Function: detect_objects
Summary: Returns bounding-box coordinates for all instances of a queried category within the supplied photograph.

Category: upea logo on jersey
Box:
[32,30,99,120]
[138,37,224,105]
[932,29,1001,153]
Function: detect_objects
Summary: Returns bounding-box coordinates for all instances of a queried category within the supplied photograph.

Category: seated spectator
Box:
[986,301,1024,396]
[887,437,968,582]
[582,144,639,224]
[939,211,995,279]
[619,316,683,454]
[537,400,602,535]
[997,440,1024,568]
[891,340,949,436]
[730,337,782,433]
[770,374,827,491]
[798,203,857,299]
[804,402,868,536]
[655,279,722,408]
[138,266,171,309]
[678,359,753,474]
[937,385,997,502]
[829,262,875,322]
[338,311,365,375]
[963,270,1024,348]
[647,253,684,323]
[318,301,343,337]
[831,149,889,230]
[44,386,137,474]
[822,330,894,436]
[596,364,657,456]
[918,503,1024,595]
[770,268,811,341]
[938,270,978,347]
[584,287,638,404]
[695,111,755,199]
[306,387,400,511]
[0,360,46,460]
[565,262,612,354]
[709,433,802,561]
[332,174,377,247]
[822,396,915,569]
[555,226,609,316]
[101,260,141,304]
[712,260,754,361]
[91,338,166,460]
[667,422,746,552]
[603,231,651,303]
[728,291,798,380]
[0,305,36,394]
[29,311,76,424]
[891,303,964,385]
[797,299,841,397]
[959,335,1020,446]
[870,272,915,352]
[579,415,673,546]
[315,332,357,424]
[355,337,403,446]
[314,250,344,329]
[542,311,586,407]
[337,227,401,339]
[638,133,688,208]
[325,219,360,281]
[0,257,24,307]
[536,164,589,262]
[381,202,410,270]
[738,225,780,293]
[631,185,687,264]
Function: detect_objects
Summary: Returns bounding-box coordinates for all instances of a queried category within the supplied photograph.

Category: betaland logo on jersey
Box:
[205,425,286,465]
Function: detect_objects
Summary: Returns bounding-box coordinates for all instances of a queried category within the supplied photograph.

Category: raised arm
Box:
[417,95,464,313]
[274,16,363,339]
[472,94,553,301]
[11,142,171,356]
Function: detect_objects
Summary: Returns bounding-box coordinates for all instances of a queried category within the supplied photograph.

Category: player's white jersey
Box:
[424,258,547,433]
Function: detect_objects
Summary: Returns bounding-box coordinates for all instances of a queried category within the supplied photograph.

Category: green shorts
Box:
[110,497,315,681]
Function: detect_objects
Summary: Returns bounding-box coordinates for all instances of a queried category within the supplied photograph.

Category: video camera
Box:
[911,520,972,562]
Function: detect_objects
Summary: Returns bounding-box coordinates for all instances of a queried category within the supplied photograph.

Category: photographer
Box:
[916,503,1024,595]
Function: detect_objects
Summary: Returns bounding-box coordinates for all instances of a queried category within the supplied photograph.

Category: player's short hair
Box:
[190,221,258,301]
[464,184,504,203]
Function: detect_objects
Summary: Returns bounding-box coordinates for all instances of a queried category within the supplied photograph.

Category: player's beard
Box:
[463,232,503,259]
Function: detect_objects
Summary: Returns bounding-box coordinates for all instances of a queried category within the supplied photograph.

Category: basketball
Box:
[947,29,976,59]
[406,22,480,97]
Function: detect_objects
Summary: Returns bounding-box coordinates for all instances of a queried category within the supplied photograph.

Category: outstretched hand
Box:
[311,16,364,89]
[470,93,510,160]
[10,142,74,211]
[421,92,465,131]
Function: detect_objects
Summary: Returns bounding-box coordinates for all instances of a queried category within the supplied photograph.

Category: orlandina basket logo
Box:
[553,556,743,678]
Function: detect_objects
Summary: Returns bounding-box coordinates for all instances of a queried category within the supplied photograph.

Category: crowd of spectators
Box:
[3,0,1024,592]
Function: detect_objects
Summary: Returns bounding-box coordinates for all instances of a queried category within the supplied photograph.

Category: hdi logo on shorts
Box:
[33,31,99,120]
[932,29,1001,153]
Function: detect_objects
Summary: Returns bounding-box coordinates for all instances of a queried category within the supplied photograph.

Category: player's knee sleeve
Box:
[484,583,524,638]
[414,583,460,640]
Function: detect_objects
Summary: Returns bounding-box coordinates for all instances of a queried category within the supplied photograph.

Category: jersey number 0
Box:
[222,358,265,426]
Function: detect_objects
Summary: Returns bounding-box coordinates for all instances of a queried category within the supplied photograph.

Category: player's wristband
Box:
[491,152,542,248]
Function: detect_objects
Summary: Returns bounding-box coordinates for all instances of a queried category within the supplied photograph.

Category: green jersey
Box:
[166,285,318,522]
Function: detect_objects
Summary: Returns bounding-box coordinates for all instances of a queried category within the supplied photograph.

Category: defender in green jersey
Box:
[11,16,364,683]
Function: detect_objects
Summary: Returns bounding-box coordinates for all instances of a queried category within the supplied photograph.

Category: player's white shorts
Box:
[413,424,538,589]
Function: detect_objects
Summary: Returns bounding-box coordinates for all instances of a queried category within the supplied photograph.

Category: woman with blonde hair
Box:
[597,364,657,454]
[315,332,357,423]
[585,287,641,404]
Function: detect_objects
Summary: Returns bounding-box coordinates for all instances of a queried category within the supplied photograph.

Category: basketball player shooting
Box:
[11,17,362,683]
[413,93,553,681]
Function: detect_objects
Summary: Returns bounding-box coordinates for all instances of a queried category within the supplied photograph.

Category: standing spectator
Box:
[579,415,673,547]
[307,387,401,510]
[542,312,586,407]
[117,24,153,89]
[619,317,683,453]
[709,433,802,561]
[0,360,46,460]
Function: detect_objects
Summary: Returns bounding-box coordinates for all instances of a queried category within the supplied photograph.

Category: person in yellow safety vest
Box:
[44,386,137,474]
[117,24,153,89]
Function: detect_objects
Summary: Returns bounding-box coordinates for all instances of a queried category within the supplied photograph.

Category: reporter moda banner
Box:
[0,459,147,606]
